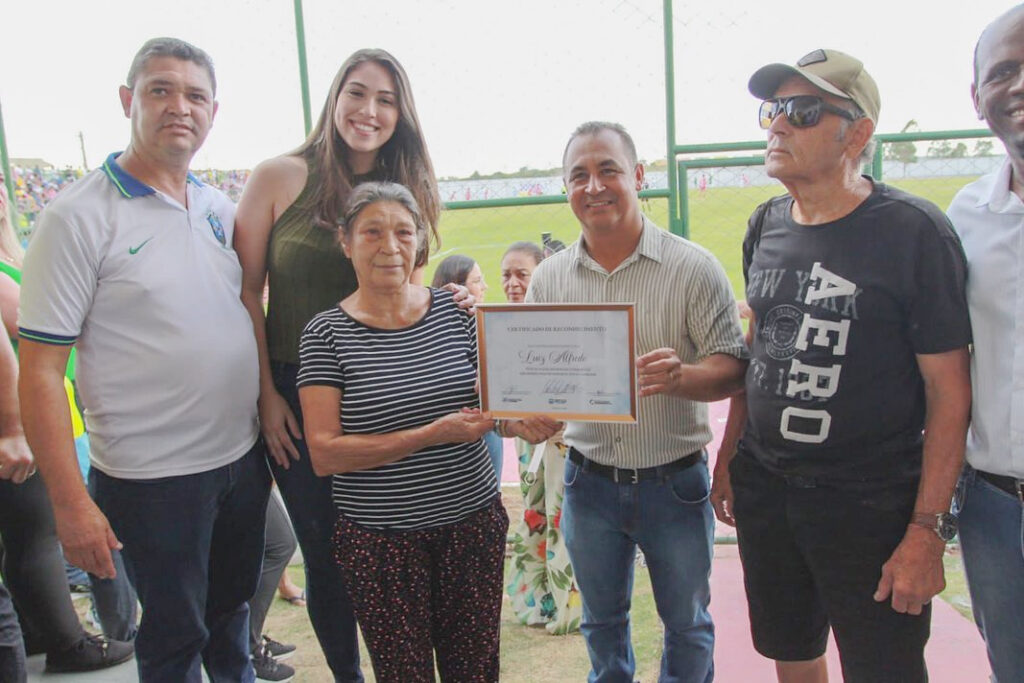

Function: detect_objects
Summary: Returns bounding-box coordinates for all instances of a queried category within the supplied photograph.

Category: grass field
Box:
[428,175,981,300]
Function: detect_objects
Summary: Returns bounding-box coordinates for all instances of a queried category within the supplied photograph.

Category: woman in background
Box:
[430,254,488,302]
[430,254,502,483]
[501,241,582,635]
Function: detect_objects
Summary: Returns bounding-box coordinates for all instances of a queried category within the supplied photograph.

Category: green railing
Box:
[674,128,995,237]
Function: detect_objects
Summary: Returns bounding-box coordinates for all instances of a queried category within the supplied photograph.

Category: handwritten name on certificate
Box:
[476,303,636,423]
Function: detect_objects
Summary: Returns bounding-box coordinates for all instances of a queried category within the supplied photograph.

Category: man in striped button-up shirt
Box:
[527,121,748,683]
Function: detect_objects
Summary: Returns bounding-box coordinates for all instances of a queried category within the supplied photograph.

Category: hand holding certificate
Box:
[476,303,637,422]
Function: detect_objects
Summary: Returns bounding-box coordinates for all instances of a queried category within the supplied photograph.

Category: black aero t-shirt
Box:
[740,181,971,481]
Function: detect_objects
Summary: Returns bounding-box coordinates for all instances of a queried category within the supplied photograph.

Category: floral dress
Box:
[505,435,582,634]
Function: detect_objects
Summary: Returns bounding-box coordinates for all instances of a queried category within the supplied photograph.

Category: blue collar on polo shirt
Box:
[101,152,205,199]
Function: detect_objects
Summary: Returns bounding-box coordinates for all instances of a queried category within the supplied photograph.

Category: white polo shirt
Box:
[948,157,1024,479]
[19,153,260,479]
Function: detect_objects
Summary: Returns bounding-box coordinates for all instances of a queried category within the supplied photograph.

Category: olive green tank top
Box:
[0,260,76,380]
[266,164,359,365]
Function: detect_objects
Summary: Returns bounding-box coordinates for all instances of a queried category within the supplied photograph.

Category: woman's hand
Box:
[441,283,476,313]
[505,416,562,445]
[259,389,303,468]
[0,434,35,484]
[432,408,494,443]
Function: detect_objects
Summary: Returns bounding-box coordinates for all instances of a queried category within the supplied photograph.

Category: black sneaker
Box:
[261,634,296,661]
[253,644,295,682]
[45,633,134,673]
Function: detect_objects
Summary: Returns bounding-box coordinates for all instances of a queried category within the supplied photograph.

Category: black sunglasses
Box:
[759,95,861,130]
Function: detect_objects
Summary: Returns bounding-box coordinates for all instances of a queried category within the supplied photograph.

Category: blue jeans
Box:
[955,464,1024,683]
[76,433,139,642]
[270,361,363,682]
[0,582,25,683]
[483,430,503,488]
[91,441,270,683]
[63,551,138,641]
[561,454,715,683]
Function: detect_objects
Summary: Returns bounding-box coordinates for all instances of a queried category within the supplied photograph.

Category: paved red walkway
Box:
[500,399,993,682]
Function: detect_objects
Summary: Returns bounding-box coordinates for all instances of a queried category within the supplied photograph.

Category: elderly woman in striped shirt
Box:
[297,181,556,683]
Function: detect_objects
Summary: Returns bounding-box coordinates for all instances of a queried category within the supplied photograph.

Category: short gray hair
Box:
[502,240,544,266]
[562,121,639,171]
[340,182,429,266]
[127,37,217,96]
[837,102,877,166]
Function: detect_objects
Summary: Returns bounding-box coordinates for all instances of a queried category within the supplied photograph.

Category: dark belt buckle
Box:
[614,468,639,485]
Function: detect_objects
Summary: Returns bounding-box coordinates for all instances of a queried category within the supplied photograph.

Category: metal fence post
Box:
[871,142,883,181]
[293,0,313,136]
[678,162,689,237]
[0,98,18,229]
[663,0,683,238]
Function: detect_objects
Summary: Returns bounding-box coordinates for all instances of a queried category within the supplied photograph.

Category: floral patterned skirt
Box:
[504,437,582,635]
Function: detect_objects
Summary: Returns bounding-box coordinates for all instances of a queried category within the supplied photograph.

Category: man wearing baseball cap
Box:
[710,49,972,682]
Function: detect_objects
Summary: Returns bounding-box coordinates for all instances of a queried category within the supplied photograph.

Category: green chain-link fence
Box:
[677,129,998,298]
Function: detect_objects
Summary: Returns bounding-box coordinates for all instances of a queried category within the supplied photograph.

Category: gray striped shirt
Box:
[527,217,747,468]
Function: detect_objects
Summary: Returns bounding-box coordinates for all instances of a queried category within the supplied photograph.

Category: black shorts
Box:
[730,450,930,683]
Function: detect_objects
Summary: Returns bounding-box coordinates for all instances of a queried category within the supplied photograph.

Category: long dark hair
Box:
[292,48,441,267]
[430,254,476,289]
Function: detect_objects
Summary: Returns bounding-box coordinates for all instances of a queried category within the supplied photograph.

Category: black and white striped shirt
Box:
[297,289,496,530]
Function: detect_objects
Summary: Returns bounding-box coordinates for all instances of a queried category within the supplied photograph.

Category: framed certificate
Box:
[476,303,637,422]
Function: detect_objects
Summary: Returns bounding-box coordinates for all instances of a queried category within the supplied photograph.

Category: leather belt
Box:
[976,469,1024,503]
[567,447,701,484]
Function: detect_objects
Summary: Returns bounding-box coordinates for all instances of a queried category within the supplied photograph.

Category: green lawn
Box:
[430,176,980,301]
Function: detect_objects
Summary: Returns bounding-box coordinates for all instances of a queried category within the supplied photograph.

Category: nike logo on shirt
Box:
[128,237,154,255]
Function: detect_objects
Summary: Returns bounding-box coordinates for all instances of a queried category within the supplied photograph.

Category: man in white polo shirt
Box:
[18,37,269,683]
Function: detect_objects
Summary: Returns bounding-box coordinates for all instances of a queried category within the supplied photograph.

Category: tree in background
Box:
[927,139,968,158]
[972,139,995,156]
[884,120,919,177]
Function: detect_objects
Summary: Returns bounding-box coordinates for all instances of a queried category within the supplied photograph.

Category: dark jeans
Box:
[270,361,363,682]
[731,451,928,683]
[248,489,297,652]
[0,582,25,683]
[0,474,83,653]
[85,545,138,642]
[63,551,137,641]
[91,441,271,683]
[84,473,139,642]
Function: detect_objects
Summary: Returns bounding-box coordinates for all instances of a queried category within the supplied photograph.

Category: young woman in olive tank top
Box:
[233,49,442,680]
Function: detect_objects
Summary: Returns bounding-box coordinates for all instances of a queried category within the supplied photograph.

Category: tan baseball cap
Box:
[748,49,880,123]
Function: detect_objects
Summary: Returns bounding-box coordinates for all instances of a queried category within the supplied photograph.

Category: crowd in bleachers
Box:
[9,165,250,231]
